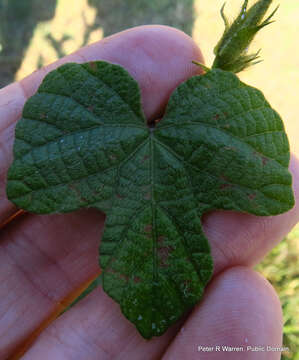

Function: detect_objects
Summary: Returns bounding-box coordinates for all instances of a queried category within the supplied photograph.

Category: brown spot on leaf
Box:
[141,155,150,163]
[183,279,191,289]
[40,113,47,119]
[142,185,151,193]
[109,154,117,161]
[220,183,232,190]
[119,273,129,281]
[158,245,174,268]
[106,267,117,274]
[144,224,152,233]
[106,268,128,282]
[248,193,256,200]
[181,279,191,295]
[144,192,151,200]
[92,184,104,198]
[262,156,269,166]
[69,184,88,202]
[224,146,236,151]
[116,193,124,199]
[220,174,229,182]
[157,236,165,244]
[213,114,220,121]
[133,276,141,284]
[89,61,97,71]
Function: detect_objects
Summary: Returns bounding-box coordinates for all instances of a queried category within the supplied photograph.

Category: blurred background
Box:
[0,0,298,358]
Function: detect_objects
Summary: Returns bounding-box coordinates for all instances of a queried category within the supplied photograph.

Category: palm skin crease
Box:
[6,58,294,339]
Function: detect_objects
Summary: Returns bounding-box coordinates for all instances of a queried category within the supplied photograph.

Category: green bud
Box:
[212,0,278,73]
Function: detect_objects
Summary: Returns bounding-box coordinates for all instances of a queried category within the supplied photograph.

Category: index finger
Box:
[0,25,204,224]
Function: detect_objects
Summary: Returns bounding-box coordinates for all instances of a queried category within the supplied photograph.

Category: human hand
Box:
[0,26,298,360]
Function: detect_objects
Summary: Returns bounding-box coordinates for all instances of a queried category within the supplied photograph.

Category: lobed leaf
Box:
[6,61,294,338]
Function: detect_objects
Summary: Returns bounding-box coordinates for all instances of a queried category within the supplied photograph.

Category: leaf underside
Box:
[6,61,294,338]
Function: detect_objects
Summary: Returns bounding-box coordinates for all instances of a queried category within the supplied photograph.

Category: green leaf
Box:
[6,61,294,339]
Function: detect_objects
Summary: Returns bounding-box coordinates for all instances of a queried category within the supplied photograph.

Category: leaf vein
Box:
[82,65,143,123]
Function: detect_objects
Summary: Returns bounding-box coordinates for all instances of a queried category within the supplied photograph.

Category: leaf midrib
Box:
[156,122,287,166]
[153,135,291,205]
[9,136,150,200]
[15,120,147,161]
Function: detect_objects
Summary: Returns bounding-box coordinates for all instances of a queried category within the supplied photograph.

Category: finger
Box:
[0,209,105,358]
[0,25,203,224]
[1,209,185,360]
[163,267,283,360]
[0,25,204,358]
[22,25,204,121]
[202,154,299,276]
[0,83,27,223]
[21,266,283,360]
[21,286,183,360]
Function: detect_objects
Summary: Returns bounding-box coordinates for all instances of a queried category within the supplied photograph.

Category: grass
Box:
[256,226,299,360]
[0,0,298,358]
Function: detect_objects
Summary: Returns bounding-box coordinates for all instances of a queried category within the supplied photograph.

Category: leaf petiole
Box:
[192,61,211,72]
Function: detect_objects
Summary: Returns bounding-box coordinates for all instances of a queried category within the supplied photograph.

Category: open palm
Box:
[0,26,298,360]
